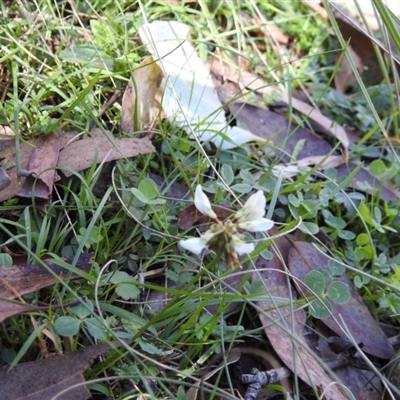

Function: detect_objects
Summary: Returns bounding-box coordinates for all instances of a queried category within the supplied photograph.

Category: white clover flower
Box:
[179,185,274,267]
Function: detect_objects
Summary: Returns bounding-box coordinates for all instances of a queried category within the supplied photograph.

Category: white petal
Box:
[232,236,254,255]
[235,190,266,222]
[238,218,274,232]
[194,185,217,219]
[179,237,207,254]
[179,230,216,254]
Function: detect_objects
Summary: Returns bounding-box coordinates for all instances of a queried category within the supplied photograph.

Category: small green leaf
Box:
[327,281,351,304]
[54,316,80,337]
[131,187,165,205]
[71,300,94,319]
[100,303,157,335]
[369,159,397,180]
[239,169,254,184]
[354,276,363,289]
[288,194,300,207]
[292,138,305,159]
[220,164,234,186]
[338,230,356,240]
[115,284,140,300]
[369,159,386,177]
[90,19,118,48]
[299,221,319,235]
[358,203,373,225]
[324,214,346,230]
[110,271,140,300]
[309,297,332,319]
[138,178,159,200]
[304,270,325,295]
[0,253,13,266]
[131,187,150,203]
[231,183,252,193]
[59,46,113,70]
[139,339,163,355]
[176,386,186,400]
[85,317,108,340]
[299,200,319,218]
[260,249,273,260]
[356,233,370,246]
[328,259,345,275]
[247,280,266,294]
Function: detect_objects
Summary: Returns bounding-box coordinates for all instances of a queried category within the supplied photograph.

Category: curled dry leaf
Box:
[121,56,163,133]
[0,300,44,324]
[17,133,60,201]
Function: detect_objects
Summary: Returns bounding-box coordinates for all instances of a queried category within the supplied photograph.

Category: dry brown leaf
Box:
[0,297,83,324]
[335,162,400,202]
[0,125,14,139]
[0,299,44,323]
[288,242,394,359]
[316,335,383,400]
[308,1,400,81]
[227,102,338,163]
[253,236,347,400]
[0,342,120,400]
[58,129,155,177]
[0,253,93,300]
[0,167,10,191]
[211,59,350,160]
[0,129,155,202]
[334,46,364,93]
[121,56,163,133]
[219,85,399,202]
[17,133,60,200]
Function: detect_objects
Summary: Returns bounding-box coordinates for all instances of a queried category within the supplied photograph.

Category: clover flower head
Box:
[179,185,274,267]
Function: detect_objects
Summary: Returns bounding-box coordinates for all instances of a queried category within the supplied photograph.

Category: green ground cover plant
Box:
[0,0,400,399]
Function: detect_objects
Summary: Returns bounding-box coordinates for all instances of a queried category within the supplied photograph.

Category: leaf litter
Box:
[0,128,155,202]
[2,9,400,400]
[17,133,60,200]
[0,342,121,400]
[252,235,348,400]
[250,234,396,399]
[212,63,399,201]
[0,253,93,324]
[288,241,394,359]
